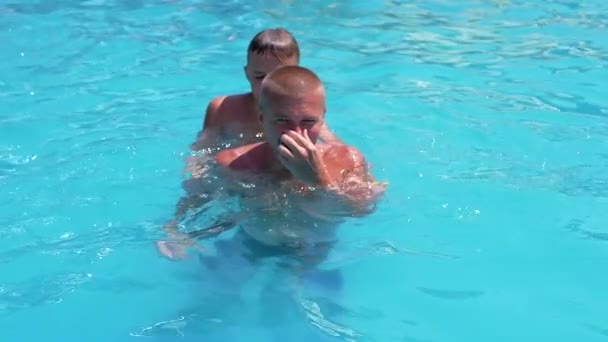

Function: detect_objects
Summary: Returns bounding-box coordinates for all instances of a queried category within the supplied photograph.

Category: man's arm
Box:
[156,185,211,259]
[157,174,237,260]
[303,145,386,218]
[162,177,216,238]
[278,131,385,217]
[319,145,385,215]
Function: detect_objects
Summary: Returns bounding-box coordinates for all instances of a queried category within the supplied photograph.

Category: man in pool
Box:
[189,27,340,153]
[213,65,381,244]
[157,66,385,278]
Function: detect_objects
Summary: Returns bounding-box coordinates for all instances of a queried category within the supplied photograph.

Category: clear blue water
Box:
[2,0,608,341]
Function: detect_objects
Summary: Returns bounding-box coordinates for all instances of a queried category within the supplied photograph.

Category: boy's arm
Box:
[187,96,226,178]
[190,96,225,151]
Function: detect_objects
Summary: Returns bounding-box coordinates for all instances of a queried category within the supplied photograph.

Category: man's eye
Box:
[255,75,265,80]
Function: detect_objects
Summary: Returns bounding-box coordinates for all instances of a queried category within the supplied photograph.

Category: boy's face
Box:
[244,53,298,102]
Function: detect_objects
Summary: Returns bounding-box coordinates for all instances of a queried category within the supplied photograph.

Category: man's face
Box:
[244,53,298,102]
[259,89,326,152]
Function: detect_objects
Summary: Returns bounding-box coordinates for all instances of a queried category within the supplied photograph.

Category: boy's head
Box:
[244,28,300,102]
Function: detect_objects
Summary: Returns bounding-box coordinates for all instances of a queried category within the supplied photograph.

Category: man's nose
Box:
[290,126,303,135]
[284,124,303,135]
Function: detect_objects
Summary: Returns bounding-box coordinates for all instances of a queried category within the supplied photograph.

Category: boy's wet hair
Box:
[247,28,300,63]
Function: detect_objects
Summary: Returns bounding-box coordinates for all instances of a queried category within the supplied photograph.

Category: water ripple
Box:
[583,323,608,338]
[0,219,168,263]
[417,287,484,300]
[0,272,93,313]
[564,219,608,243]
[300,298,364,341]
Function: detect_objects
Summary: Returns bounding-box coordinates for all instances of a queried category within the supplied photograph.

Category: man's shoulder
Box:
[214,146,244,168]
[322,143,365,162]
[215,142,265,169]
[321,143,368,177]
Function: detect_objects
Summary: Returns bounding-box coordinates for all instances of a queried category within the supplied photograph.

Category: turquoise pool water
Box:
[2,0,608,341]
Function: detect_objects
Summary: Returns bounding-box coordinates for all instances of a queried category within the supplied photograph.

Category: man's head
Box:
[244,28,300,101]
[258,65,326,151]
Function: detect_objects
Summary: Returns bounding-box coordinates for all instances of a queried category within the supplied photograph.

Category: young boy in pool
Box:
[190,27,340,152]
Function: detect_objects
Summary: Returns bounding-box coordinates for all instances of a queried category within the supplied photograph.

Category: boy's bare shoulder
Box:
[208,93,251,113]
[206,95,227,113]
[205,93,254,125]
[204,93,253,128]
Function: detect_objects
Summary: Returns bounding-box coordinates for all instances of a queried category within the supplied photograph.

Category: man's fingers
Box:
[280,133,307,158]
[303,129,311,144]
[284,130,316,152]
[303,129,317,151]
[278,143,295,160]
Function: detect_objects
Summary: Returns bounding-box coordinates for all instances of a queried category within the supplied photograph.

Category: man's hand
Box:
[277,130,333,187]
[156,232,205,260]
[156,220,205,261]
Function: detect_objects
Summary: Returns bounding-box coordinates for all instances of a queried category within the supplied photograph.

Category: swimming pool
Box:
[1,0,608,340]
